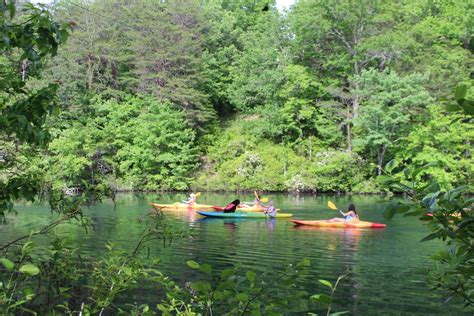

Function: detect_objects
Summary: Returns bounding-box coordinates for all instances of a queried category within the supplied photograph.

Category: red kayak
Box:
[292,220,386,229]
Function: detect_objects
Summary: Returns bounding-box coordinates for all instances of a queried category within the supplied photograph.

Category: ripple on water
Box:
[3,194,471,315]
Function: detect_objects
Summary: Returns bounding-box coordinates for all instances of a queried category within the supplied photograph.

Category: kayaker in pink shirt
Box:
[328,204,359,223]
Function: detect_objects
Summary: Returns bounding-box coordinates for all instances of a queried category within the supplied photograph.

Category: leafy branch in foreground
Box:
[378,85,474,308]
[157,258,347,316]
[0,210,183,314]
[381,164,473,306]
[0,2,72,220]
[379,86,473,307]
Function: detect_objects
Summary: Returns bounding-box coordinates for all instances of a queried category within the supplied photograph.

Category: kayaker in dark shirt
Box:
[223,199,240,213]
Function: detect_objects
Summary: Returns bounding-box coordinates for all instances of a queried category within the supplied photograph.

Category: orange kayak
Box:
[292,220,386,229]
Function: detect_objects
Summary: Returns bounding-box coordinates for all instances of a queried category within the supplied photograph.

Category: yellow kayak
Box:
[150,203,214,211]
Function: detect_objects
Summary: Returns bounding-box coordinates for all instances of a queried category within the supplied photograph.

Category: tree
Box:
[199,0,276,115]
[48,96,198,191]
[397,105,472,190]
[0,1,70,219]
[352,68,431,175]
[381,86,473,306]
[289,0,404,151]
[391,0,473,98]
[227,7,287,113]
[43,0,124,107]
[120,0,214,127]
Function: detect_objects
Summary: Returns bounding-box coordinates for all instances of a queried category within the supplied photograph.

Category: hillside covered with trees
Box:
[4,0,473,195]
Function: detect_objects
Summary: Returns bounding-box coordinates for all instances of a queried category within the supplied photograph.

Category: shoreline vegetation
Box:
[1,1,469,197]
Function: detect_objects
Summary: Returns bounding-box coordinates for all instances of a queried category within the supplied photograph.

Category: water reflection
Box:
[3,193,469,315]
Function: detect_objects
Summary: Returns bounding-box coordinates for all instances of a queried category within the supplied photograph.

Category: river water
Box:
[1,193,469,315]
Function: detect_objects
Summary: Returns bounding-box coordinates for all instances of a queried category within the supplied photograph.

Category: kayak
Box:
[197,211,293,218]
[212,205,280,212]
[292,220,386,228]
[150,203,214,210]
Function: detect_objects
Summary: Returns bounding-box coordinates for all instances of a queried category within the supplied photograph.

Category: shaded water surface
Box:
[1,193,469,315]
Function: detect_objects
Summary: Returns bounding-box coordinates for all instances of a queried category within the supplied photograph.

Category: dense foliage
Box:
[381,86,473,306]
[48,96,198,191]
[17,0,469,193]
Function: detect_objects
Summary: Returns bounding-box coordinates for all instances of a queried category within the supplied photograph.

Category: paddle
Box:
[254,191,260,200]
[327,201,345,217]
[254,191,269,203]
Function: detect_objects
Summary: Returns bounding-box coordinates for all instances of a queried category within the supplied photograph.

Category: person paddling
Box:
[328,204,359,223]
[241,197,262,209]
[264,200,278,217]
[223,199,240,213]
[182,193,197,205]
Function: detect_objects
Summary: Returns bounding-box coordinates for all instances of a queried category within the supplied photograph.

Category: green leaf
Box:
[298,258,311,267]
[310,294,331,305]
[420,231,441,242]
[156,304,168,312]
[19,264,40,276]
[457,219,474,230]
[122,266,132,276]
[213,290,224,300]
[376,175,392,184]
[0,258,14,271]
[246,271,256,283]
[384,159,399,173]
[318,279,333,289]
[383,202,398,221]
[431,250,449,261]
[446,102,462,113]
[330,312,350,316]
[59,29,69,42]
[454,85,467,101]
[461,101,474,116]
[220,268,234,280]
[198,263,212,275]
[236,293,249,301]
[251,310,262,316]
[191,281,211,293]
[186,260,199,269]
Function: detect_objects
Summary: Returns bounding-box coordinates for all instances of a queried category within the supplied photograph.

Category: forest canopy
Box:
[3,0,473,193]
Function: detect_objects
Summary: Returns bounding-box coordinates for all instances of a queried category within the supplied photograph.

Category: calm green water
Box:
[1,193,469,315]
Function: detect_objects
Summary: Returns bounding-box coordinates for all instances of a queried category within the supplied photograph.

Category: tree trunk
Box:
[20,60,31,81]
[346,102,352,153]
[352,61,361,119]
[377,144,388,175]
[309,139,312,161]
[87,54,94,91]
[346,121,352,153]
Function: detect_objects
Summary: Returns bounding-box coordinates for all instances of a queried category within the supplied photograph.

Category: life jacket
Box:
[223,202,238,213]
